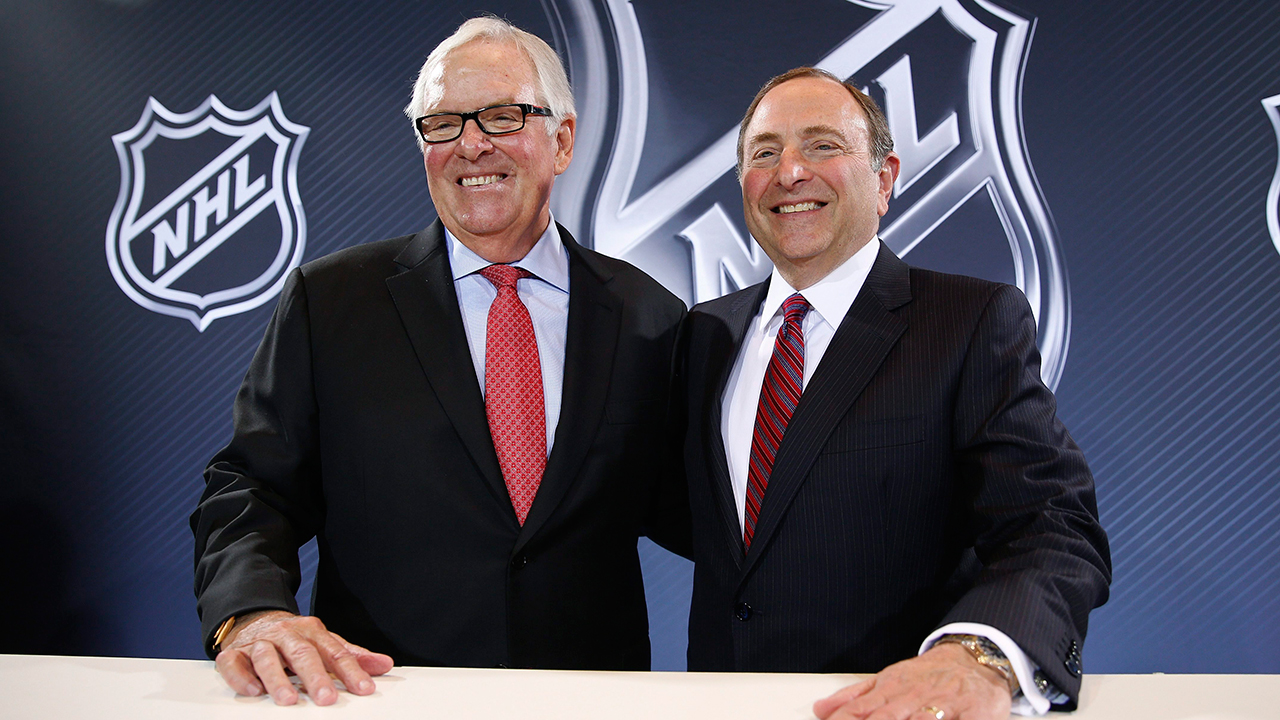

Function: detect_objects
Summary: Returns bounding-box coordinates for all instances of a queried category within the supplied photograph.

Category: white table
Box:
[1,654,1275,719]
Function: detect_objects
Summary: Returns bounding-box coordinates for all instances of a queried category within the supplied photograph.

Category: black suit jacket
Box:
[192,221,689,670]
[681,243,1110,707]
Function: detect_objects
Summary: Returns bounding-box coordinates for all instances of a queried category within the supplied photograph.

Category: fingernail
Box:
[247,682,262,696]
[317,687,335,703]
[358,680,374,693]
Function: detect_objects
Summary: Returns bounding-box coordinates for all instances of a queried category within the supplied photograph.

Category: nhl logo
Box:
[553,0,1071,387]
[1264,93,1280,258]
[105,93,309,331]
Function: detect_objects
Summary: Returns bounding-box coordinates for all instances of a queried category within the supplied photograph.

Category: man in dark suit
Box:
[191,17,687,706]
[681,67,1110,719]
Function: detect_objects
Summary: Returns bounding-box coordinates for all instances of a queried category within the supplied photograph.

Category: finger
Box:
[863,697,926,720]
[907,707,952,720]
[248,640,299,706]
[311,631,377,696]
[329,632,395,678]
[918,693,1006,720]
[814,678,877,719]
[354,649,395,677]
[214,648,264,697]
[827,689,891,720]
[276,635,340,706]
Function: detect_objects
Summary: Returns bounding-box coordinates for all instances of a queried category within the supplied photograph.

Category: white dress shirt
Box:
[446,218,569,456]
[719,238,1051,715]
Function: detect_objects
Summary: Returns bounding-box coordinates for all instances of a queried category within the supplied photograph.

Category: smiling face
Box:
[739,76,899,289]
[422,40,574,263]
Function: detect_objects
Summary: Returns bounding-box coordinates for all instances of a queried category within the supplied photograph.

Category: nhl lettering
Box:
[149,155,265,276]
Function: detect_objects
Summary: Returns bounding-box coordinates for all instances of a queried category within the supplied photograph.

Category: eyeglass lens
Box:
[420,105,529,142]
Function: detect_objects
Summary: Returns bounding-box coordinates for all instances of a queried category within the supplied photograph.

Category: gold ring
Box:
[921,707,945,720]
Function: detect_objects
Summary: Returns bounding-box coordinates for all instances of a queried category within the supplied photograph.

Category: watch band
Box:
[211,615,236,653]
[934,633,1021,697]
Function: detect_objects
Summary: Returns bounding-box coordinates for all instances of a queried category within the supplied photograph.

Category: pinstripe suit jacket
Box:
[681,242,1110,708]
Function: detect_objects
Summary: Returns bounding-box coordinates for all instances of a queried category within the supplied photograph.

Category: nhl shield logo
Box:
[105,93,309,331]
[1264,93,1280,258]
[553,0,1070,388]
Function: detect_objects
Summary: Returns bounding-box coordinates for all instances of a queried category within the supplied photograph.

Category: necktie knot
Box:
[782,293,810,326]
[480,264,532,289]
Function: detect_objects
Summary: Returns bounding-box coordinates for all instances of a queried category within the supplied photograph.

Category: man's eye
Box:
[424,117,460,133]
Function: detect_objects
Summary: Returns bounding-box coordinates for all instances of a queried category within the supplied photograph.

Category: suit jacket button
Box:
[735,603,752,621]
[1064,657,1082,678]
[1064,641,1082,678]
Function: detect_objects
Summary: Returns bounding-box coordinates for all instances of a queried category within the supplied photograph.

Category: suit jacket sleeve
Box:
[190,268,322,657]
[940,284,1112,708]
[641,312,693,560]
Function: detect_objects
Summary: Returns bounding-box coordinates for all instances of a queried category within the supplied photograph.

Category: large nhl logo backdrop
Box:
[21,0,1272,670]
[551,0,1070,388]
[105,93,309,331]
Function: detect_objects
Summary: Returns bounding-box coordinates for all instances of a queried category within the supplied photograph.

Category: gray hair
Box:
[404,16,576,149]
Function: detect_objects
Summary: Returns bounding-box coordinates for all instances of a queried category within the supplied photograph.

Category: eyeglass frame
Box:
[414,103,553,144]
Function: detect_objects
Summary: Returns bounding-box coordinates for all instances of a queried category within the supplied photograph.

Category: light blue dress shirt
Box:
[445,219,570,457]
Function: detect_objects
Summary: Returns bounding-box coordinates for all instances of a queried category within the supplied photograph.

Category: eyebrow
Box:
[428,98,524,114]
[798,124,846,139]
[747,125,848,148]
[747,131,782,148]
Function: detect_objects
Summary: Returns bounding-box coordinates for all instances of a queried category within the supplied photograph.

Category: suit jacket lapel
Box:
[706,283,771,565]
[742,243,912,577]
[384,222,508,510]
[516,226,620,550]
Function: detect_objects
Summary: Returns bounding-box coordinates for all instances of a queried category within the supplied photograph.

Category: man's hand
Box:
[813,643,1013,720]
[214,610,395,706]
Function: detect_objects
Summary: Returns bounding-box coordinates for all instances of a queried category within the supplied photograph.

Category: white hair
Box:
[404,16,576,149]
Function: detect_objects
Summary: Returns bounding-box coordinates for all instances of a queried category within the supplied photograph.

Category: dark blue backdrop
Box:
[1,0,1278,673]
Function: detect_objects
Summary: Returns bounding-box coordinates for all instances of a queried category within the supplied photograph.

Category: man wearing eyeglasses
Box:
[191,16,689,705]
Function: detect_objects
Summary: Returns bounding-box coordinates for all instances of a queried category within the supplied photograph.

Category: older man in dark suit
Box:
[680,67,1110,719]
[191,17,687,706]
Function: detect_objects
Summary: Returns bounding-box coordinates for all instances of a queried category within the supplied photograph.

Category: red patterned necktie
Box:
[744,293,810,551]
[479,264,546,525]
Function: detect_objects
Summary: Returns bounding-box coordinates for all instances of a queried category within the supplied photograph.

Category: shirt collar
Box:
[760,237,880,329]
[445,215,570,292]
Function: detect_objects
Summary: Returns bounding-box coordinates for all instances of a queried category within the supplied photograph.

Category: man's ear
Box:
[876,152,901,216]
[554,116,575,175]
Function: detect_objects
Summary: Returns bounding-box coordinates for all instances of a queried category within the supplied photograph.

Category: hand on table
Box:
[813,643,1013,720]
[214,610,394,706]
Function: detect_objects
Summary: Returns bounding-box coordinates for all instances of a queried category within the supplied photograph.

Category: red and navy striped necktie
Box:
[744,293,810,551]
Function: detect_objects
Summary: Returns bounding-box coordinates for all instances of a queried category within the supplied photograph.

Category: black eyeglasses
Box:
[415,103,552,144]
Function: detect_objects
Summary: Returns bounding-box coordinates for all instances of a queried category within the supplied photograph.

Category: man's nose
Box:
[777,147,812,187]
[455,119,493,160]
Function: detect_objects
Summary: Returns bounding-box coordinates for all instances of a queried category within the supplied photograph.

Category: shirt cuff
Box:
[920,622,1050,716]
